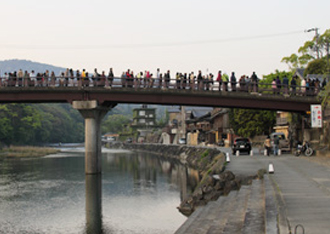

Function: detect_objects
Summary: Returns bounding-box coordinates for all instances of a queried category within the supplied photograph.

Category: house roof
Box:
[167,107,180,113]
[294,68,305,79]
[306,74,330,80]
[190,109,212,119]
[294,68,330,81]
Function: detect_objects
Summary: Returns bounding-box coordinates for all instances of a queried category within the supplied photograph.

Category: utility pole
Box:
[326,39,330,76]
[306,27,320,59]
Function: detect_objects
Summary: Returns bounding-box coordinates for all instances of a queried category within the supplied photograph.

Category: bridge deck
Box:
[0,85,320,112]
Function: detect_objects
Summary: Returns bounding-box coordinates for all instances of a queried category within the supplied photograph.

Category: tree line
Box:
[0,103,84,146]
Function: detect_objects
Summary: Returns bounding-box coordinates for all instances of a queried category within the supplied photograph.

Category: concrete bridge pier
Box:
[72,100,115,174]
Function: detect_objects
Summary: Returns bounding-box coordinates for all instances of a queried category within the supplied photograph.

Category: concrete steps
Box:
[175,175,278,234]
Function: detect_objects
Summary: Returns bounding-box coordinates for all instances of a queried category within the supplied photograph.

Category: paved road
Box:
[220,147,330,234]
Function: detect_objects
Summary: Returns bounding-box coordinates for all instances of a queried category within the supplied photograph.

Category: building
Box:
[185,108,230,146]
[273,112,289,138]
[131,105,157,142]
[131,105,156,129]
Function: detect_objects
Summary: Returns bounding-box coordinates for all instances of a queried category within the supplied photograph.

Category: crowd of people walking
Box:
[0,68,326,96]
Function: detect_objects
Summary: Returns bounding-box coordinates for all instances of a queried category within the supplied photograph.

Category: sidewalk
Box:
[225,151,330,234]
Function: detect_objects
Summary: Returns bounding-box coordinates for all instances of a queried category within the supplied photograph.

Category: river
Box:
[0,147,199,234]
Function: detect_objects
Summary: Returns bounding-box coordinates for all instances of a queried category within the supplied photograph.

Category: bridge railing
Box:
[0,76,320,97]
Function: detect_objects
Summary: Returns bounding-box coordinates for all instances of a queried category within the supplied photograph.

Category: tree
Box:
[0,103,85,146]
[282,28,330,72]
[229,109,276,138]
[101,114,131,134]
[304,58,328,76]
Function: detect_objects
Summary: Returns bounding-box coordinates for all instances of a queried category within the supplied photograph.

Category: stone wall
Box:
[108,142,225,172]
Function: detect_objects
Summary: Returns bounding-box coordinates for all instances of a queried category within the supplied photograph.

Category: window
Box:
[139,111,145,116]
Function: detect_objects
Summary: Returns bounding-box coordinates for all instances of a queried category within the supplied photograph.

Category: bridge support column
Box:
[72,100,113,174]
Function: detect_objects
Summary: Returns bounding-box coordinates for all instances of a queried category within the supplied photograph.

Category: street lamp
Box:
[305,27,320,59]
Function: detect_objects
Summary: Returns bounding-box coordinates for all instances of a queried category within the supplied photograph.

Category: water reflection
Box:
[85,174,102,234]
[0,149,199,234]
[103,151,200,201]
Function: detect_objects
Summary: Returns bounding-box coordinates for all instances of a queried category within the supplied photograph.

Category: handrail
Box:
[0,76,321,97]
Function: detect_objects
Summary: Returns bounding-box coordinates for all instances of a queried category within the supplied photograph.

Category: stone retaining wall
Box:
[108,142,226,172]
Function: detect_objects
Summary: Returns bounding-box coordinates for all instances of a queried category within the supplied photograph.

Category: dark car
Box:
[232,137,252,155]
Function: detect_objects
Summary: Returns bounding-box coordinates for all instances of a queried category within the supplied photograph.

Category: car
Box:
[270,132,290,152]
[232,137,252,155]
[178,138,186,144]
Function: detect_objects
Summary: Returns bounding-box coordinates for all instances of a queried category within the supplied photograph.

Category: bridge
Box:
[0,78,321,174]
[0,84,320,112]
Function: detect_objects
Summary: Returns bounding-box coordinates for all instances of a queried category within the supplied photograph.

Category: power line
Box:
[1,30,304,50]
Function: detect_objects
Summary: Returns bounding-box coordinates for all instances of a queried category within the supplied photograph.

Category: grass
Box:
[0,146,60,158]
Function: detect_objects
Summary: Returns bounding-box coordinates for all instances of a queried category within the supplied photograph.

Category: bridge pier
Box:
[72,100,114,174]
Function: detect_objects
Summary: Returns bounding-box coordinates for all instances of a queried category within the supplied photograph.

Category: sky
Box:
[1,0,329,78]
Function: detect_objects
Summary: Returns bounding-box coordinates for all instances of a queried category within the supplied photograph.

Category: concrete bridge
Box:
[0,84,321,174]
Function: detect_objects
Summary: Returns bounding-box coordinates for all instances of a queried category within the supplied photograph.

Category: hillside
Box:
[0,59,66,75]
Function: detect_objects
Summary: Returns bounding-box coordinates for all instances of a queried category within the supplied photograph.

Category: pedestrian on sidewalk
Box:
[273,135,280,156]
[264,136,271,156]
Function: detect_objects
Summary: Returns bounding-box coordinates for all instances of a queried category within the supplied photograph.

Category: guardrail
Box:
[0,76,320,97]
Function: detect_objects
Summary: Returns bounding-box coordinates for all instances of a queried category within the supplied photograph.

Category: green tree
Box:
[259,70,293,92]
[157,108,169,127]
[282,28,330,72]
[229,109,276,138]
[0,105,14,145]
[304,58,328,76]
[101,114,131,134]
[0,103,85,146]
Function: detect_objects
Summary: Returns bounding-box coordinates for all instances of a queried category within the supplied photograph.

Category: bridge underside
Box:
[0,87,320,112]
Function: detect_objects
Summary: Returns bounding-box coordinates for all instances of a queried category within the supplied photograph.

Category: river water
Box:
[0,148,199,234]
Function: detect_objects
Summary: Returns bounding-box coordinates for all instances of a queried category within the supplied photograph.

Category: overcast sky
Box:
[1,0,329,77]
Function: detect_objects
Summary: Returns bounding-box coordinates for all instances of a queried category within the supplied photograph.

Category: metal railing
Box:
[0,76,320,97]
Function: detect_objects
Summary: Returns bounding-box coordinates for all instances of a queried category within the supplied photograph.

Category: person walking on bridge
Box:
[291,75,297,96]
[216,70,222,91]
[108,68,114,88]
[222,72,229,91]
[17,69,23,87]
[189,72,195,90]
[230,72,237,92]
[276,76,281,94]
[283,75,289,95]
[197,70,203,90]
[164,70,170,89]
[301,78,306,95]
[251,71,258,92]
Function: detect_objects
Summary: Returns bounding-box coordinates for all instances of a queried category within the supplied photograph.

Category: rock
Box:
[202,185,214,194]
[214,180,225,191]
[220,170,235,181]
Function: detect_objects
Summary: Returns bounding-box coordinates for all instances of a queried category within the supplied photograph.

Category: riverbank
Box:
[108,142,264,216]
[0,146,60,158]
